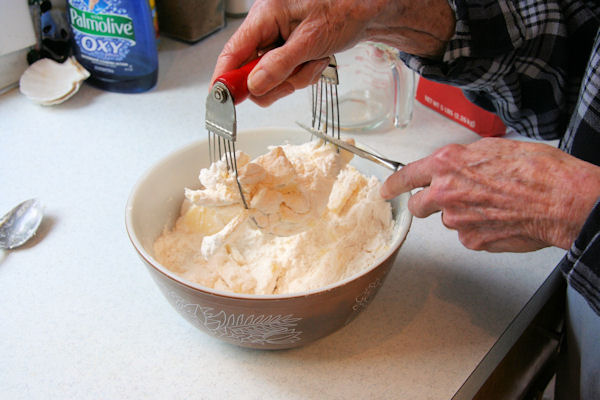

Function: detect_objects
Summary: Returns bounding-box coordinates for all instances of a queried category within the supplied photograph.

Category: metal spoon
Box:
[0,199,44,249]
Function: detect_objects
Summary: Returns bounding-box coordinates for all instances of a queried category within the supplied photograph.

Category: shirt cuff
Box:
[558,198,600,317]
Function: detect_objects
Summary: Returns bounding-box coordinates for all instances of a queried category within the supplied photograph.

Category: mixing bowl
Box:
[125,127,412,349]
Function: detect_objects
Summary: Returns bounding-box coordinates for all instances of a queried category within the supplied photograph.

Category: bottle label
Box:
[69,8,135,42]
[68,0,136,69]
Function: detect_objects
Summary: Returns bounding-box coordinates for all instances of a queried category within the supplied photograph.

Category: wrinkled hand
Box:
[380,138,600,252]
[211,0,455,106]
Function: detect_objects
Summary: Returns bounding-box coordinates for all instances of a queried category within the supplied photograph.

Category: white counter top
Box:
[0,19,564,399]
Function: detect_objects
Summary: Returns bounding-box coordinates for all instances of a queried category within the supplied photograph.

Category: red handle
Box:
[215,56,262,105]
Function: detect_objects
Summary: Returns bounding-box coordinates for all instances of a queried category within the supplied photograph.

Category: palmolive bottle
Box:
[67,0,158,93]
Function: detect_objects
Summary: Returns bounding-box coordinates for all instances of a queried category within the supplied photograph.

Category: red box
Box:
[416,78,506,137]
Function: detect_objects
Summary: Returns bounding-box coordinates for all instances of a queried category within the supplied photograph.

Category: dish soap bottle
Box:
[67,0,158,93]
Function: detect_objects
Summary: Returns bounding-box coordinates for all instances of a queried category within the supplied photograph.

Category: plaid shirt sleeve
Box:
[399,0,600,315]
[400,0,600,143]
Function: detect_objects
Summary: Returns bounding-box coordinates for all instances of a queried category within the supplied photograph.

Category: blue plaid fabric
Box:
[400,0,600,316]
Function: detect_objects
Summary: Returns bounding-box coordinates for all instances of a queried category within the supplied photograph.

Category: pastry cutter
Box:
[206,55,341,207]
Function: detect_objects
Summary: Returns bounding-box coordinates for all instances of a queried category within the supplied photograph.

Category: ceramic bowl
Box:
[125,127,412,349]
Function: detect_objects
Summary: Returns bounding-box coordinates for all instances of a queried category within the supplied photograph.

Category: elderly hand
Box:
[381,138,600,252]
[211,0,455,106]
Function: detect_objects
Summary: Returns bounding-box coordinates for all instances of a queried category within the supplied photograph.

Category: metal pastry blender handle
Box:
[213,53,306,104]
[213,56,262,105]
[206,56,264,144]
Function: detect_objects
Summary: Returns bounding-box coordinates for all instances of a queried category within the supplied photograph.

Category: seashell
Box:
[19,57,90,106]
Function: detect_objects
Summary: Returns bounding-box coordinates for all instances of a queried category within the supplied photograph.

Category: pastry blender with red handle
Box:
[205,55,340,210]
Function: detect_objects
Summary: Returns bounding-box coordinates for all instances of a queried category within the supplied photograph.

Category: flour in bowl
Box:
[153,139,394,295]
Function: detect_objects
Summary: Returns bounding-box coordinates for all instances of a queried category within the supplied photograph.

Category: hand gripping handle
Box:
[214,54,306,105]
[214,56,262,105]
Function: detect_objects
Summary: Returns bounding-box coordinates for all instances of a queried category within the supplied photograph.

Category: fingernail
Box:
[248,68,270,95]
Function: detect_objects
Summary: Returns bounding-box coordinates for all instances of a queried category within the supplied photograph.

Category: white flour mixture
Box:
[154,139,394,295]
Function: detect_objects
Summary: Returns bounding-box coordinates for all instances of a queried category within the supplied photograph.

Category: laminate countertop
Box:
[0,18,565,400]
